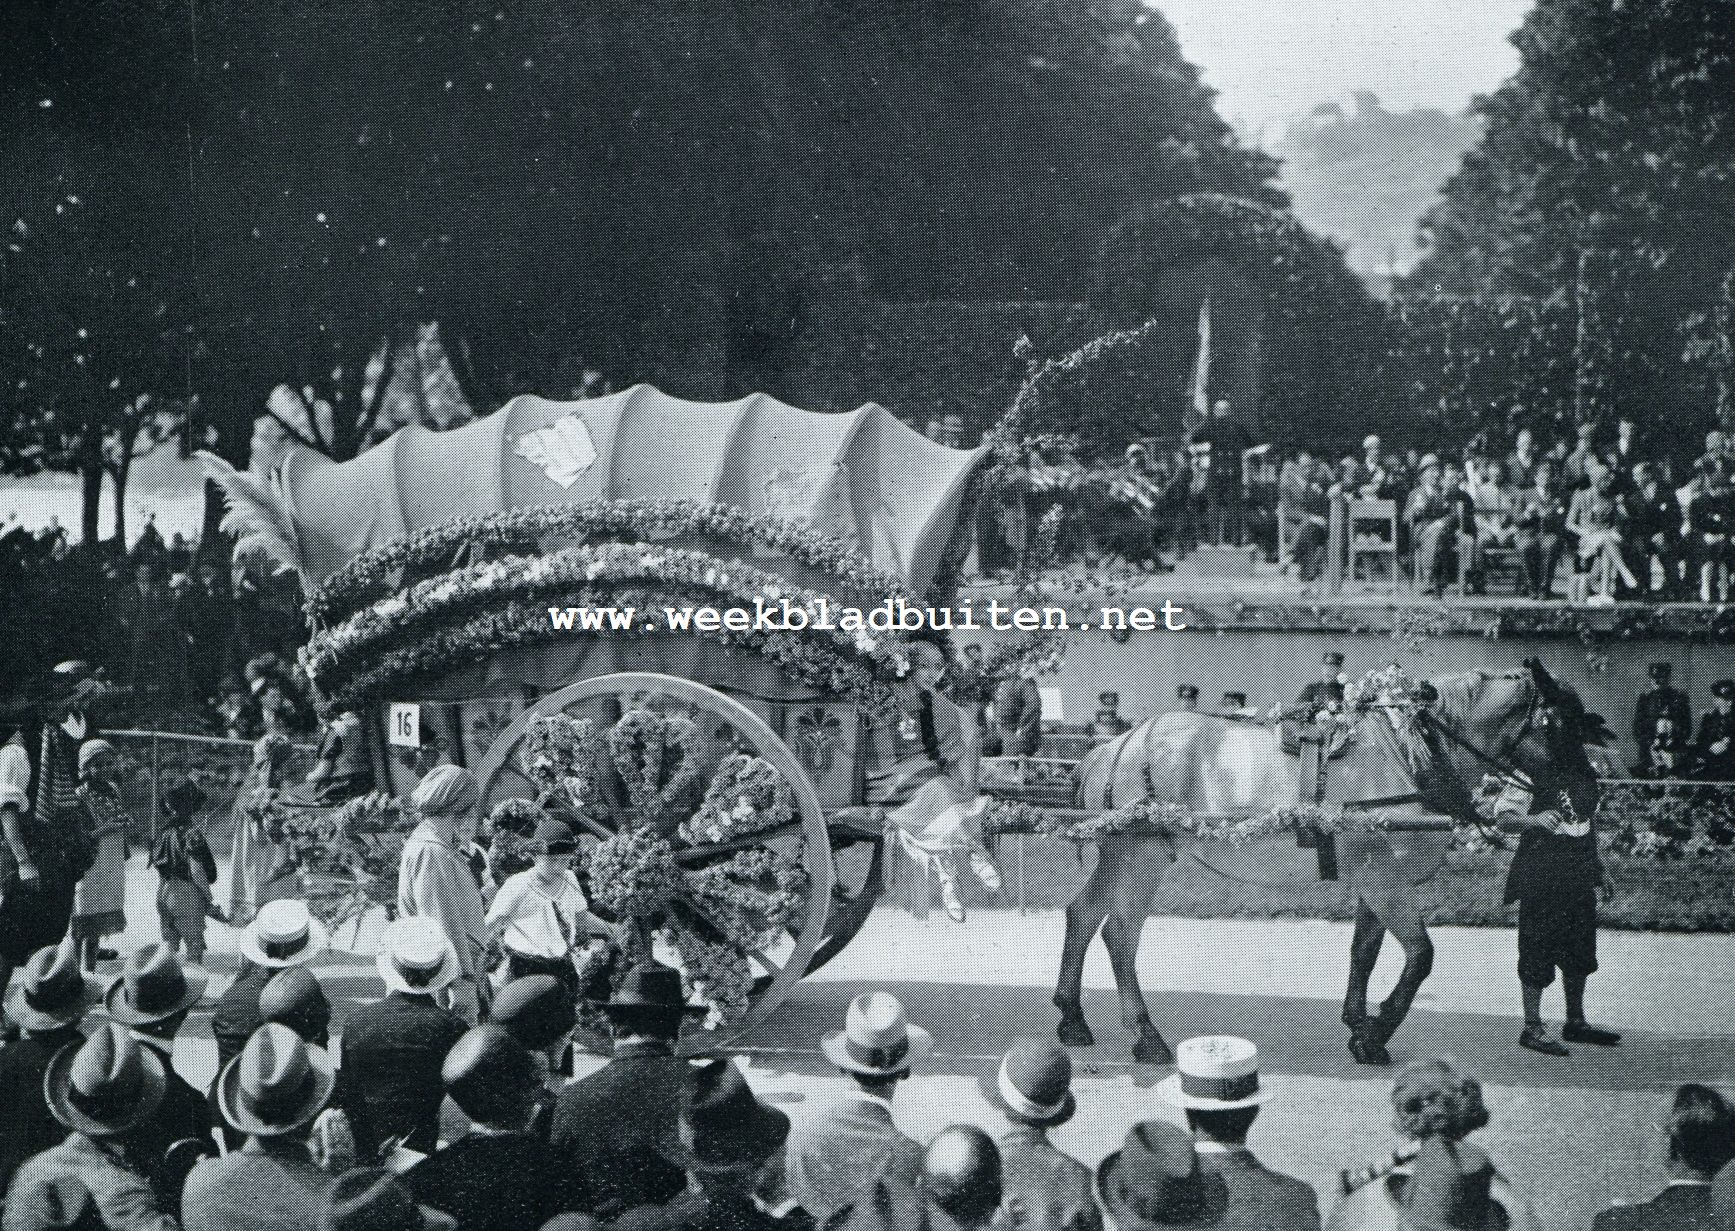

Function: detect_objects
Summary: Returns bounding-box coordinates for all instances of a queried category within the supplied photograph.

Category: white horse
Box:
[1054,660,1608,1065]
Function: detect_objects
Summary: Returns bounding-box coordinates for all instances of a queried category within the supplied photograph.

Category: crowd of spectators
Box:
[4,922,1732,1231]
[0,516,312,740]
[981,407,1735,606]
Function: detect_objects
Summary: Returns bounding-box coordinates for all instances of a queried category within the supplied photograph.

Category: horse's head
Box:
[1508,658,1609,816]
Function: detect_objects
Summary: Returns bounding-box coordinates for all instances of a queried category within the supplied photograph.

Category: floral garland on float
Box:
[515,711,807,1034]
[300,543,917,720]
[306,498,912,627]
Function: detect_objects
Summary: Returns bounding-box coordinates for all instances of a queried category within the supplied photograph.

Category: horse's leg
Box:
[1371,899,1434,1048]
[1098,835,1175,1064]
[1346,851,1434,1063]
[1341,899,1386,1030]
[1054,849,1112,1048]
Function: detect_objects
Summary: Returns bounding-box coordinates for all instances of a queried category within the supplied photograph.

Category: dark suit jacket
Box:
[786,1095,923,1224]
[997,1126,1099,1231]
[625,1187,799,1231]
[339,991,466,1160]
[404,1130,591,1231]
[128,1035,214,1217]
[212,962,274,1069]
[1592,1182,1717,1231]
[1196,1146,1320,1231]
[549,1040,688,1216]
[1633,687,1691,771]
[0,1025,83,1194]
[1696,710,1735,781]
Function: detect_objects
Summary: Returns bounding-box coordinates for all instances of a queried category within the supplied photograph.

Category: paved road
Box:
[109,855,1735,1231]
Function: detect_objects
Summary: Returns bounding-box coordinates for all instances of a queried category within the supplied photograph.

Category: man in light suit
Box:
[1159,1036,1319,1231]
[786,992,930,1222]
[1592,1084,1735,1231]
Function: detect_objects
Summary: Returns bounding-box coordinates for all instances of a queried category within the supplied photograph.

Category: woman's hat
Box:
[319,1168,457,1231]
[1157,1036,1272,1111]
[159,776,208,819]
[239,899,330,969]
[5,937,94,1034]
[104,942,208,1026]
[821,991,932,1077]
[980,1037,1076,1127]
[1393,1138,1507,1231]
[1095,1121,1228,1228]
[44,1022,168,1137]
[679,1058,790,1171]
[491,975,575,1052]
[216,1022,337,1137]
[532,817,577,856]
[374,917,460,997]
[410,765,479,818]
[77,738,116,774]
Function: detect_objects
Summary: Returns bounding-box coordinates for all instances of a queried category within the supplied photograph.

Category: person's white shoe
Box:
[967,846,1002,893]
[936,864,967,923]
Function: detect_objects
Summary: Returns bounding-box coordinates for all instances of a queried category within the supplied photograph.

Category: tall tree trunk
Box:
[79,462,103,548]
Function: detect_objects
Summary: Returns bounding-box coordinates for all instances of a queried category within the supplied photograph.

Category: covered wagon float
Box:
[201,385,992,1051]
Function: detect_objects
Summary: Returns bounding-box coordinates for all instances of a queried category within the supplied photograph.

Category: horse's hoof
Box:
[1133,1030,1173,1066]
[1056,1013,1095,1048]
[1347,1030,1391,1067]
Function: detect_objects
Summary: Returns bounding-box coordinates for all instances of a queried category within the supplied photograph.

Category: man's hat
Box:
[216,1022,337,1137]
[679,1058,791,1171]
[1098,691,1120,707]
[1322,651,1345,667]
[238,899,330,969]
[1392,1138,1505,1231]
[441,1025,539,1125]
[1176,685,1199,701]
[1714,680,1735,701]
[492,974,575,1052]
[44,1022,168,1137]
[604,962,702,1023]
[104,942,207,1026]
[1221,692,1247,708]
[319,1169,457,1231]
[821,991,932,1077]
[532,817,577,856]
[980,1037,1076,1127]
[159,776,207,819]
[259,967,332,1042]
[1095,1121,1229,1229]
[374,917,460,997]
[4,937,94,1033]
[1648,662,1673,680]
[1157,1036,1272,1111]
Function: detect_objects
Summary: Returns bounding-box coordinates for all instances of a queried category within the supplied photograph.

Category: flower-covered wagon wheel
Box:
[473,673,834,1054]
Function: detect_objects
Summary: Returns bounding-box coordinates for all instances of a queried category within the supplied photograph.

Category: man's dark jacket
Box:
[339,991,466,1160]
[549,1038,688,1217]
[404,1130,592,1231]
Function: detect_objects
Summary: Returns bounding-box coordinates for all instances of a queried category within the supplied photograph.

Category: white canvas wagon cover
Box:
[281,385,988,599]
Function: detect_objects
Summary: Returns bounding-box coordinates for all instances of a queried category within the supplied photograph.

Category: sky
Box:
[1157,0,1533,141]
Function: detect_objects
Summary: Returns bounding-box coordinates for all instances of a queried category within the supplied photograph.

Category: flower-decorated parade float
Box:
[203,386,992,1049]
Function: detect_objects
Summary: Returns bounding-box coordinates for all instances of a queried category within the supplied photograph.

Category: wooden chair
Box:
[1345,498,1399,592]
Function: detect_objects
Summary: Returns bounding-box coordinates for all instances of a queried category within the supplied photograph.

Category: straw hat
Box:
[820,991,932,1078]
[1157,1036,1273,1111]
[374,917,460,997]
[238,899,330,969]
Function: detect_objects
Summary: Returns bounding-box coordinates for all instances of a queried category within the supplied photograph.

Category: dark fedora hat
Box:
[1393,1138,1508,1231]
[5,937,94,1033]
[679,1058,790,1171]
[44,1022,168,1137]
[441,1025,538,1125]
[319,1168,456,1231]
[979,1037,1075,1127]
[604,963,702,1021]
[1648,661,1673,680]
[216,1022,337,1137]
[104,942,208,1027]
[1095,1122,1228,1229]
[491,974,575,1052]
[159,776,208,819]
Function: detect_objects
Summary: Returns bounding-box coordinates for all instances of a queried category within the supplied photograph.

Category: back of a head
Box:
[922,1125,1002,1229]
[1668,1084,1735,1177]
[1390,1058,1489,1142]
[1184,1106,1259,1145]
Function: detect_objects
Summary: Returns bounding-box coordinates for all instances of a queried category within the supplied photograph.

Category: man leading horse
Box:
[1055,658,1611,1067]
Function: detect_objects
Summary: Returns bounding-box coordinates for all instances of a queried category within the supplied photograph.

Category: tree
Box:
[1408,0,1735,447]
